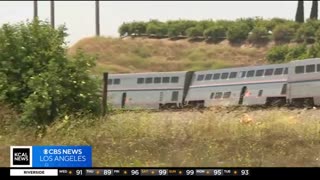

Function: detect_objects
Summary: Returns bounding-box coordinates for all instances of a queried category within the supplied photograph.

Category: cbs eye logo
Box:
[10,146,33,167]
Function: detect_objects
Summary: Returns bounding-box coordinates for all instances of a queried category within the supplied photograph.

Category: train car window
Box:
[205,74,213,80]
[258,90,263,97]
[137,78,144,84]
[306,64,315,73]
[163,77,170,83]
[171,91,179,101]
[246,70,255,77]
[171,76,179,83]
[255,70,264,77]
[221,73,229,79]
[264,69,274,76]
[215,92,223,99]
[284,67,288,74]
[295,66,304,74]
[317,64,320,72]
[197,75,204,81]
[274,68,283,75]
[210,93,215,99]
[154,77,161,83]
[213,73,221,80]
[281,84,287,95]
[108,79,113,85]
[146,77,153,84]
[241,71,246,78]
[114,79,120,85]
[223,92,231,99]
[229,72,237,78]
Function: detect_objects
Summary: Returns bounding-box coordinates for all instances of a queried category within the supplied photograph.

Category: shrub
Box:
[285,44,309,61]
[226,23,250,43]
[146,21,167,37]
[167,20,185,38]
[266,45,289,63]
[203,26,226,42]
[118,22,131,37]
[186,26,204,38]
[272,24,295,43]
[307,43,320,57]
[295,21,317,43]
[247,26,270,43]
[315,28,320,43]
[0,19,100,125]
[129,21,147,36]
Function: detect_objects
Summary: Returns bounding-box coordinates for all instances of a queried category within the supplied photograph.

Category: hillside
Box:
[69,37,274,74]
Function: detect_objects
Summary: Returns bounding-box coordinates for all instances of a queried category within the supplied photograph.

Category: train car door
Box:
[238,86,247,105]
[121,92,127,108]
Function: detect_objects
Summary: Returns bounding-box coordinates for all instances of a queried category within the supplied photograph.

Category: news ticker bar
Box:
[0,168,319,176]
[6,168,248,176]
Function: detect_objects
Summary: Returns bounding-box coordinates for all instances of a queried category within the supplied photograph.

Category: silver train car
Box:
[185,63,289,107]
[287,58,320,106]
[105,58,320,109]
[107,71,193,109]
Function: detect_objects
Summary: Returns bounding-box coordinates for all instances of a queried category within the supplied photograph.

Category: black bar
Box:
[1,167,319,176]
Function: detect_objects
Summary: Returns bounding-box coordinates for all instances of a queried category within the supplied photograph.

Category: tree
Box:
[0,19,100,125]
[295,1,305,23]
[310,0,318,20]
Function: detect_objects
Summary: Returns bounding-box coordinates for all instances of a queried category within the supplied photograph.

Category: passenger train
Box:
[106,58,320,109]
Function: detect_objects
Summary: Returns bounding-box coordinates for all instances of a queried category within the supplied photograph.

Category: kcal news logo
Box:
[10,146,92,168]
[10,146,33,167]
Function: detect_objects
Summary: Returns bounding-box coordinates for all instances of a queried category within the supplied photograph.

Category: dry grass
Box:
[1,106,320,167]
[68,37,271,75]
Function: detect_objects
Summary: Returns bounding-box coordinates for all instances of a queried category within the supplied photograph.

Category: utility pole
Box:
[51,1,55,28]
[34,0,38,20]
[95,0,100,36]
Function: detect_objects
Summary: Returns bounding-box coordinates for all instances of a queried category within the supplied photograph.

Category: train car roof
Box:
[108,71,188,77]
[194,62,289,74]
[289,58,320,64]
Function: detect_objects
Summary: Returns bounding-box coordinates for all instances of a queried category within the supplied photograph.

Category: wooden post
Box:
[102,72,108,116]
[50,1,55,28]
[95,0,100,36]
[34,0,38,20]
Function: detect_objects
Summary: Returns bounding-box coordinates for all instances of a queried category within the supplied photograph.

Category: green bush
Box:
[295,22,317,43]
[307,43,320,57]
[226,23,250,43]
[236,18,256,31]
[266,45,289,63]
[146,20,167,37]
[272,24,295,43]
[285,44,309,61]
[186,25,204,38]
[118,23,131,37]
[0,19,100,125]
[203,26,226,42]
[247,26,270,43]
[167,20,183,38]
[129,21,146,36]
[316,29,320,43]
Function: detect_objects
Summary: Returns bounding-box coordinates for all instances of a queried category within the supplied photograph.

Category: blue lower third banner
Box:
[32,146,92,168]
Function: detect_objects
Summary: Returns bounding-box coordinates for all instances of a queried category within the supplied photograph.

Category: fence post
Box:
[102,72,108,116]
